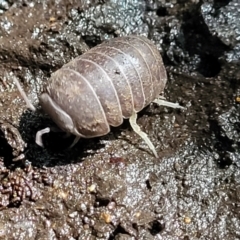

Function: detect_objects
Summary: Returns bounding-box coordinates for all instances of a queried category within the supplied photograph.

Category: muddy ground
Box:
[0,0,240,239]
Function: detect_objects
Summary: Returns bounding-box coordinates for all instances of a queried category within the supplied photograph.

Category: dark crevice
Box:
[181,6,229,77]
[82,35,102,48]
[156,7,168,17]
[197,54,221,77]
[108,225,130,240]
[0,130,14,168]
[213,0,232,10]
[209,119,234,168]
[148,220,164,235]
[95,197,110,207]
[145,179,152,190]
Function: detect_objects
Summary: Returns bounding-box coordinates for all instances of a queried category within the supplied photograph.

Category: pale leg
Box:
[129,112,158,158]
[13,77,36,111]
[153,99,185,109]
[69,136,81,148]
[36,127,79,148]
[35,127,50,147]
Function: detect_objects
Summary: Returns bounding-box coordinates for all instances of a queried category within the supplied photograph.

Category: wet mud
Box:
[0,0,239,239]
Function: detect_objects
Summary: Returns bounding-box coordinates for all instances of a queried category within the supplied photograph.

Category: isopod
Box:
[14,35,184,157]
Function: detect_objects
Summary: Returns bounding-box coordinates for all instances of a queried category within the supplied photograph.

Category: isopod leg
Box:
[69,136,81,148]
[35,127,50,147]
[36,127,79,148]
[13,77,36,111]
[129,112,158,158]
[153,99,185,109]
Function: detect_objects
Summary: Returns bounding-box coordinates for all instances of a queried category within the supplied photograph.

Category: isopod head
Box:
[39,92,76,135]
[39,68,110,139]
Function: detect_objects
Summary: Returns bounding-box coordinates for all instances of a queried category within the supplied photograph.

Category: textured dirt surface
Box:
[0,0,240,239]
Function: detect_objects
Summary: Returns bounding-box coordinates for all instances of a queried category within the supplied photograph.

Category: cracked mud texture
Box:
[0,0,240,239]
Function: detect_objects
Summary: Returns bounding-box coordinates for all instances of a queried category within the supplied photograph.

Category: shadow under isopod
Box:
[17,109,107,167]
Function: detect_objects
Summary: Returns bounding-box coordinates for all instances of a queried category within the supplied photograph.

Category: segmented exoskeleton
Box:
[14,35,184,157]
